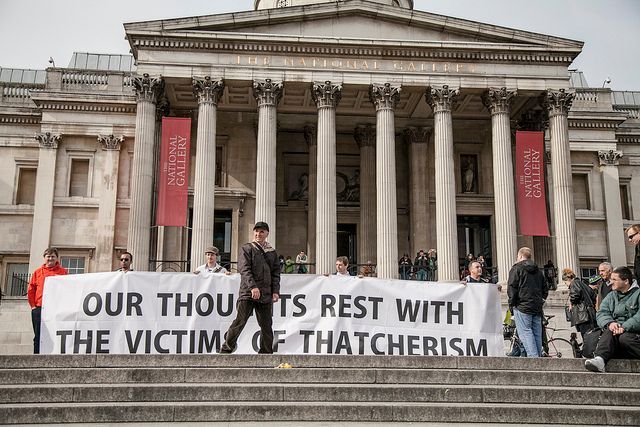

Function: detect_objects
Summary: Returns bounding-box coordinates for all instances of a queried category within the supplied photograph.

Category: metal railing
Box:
[9,273,30,296]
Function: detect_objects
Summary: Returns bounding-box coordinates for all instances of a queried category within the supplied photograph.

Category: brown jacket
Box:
[238,241,280,304]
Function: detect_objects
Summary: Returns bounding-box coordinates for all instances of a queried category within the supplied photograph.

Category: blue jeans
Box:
[513,308,542,357]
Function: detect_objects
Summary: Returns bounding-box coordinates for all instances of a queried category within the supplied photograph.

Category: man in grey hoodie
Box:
[507,247,548,357]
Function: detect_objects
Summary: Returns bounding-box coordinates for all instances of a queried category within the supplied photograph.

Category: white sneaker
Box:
[585,356,606,373]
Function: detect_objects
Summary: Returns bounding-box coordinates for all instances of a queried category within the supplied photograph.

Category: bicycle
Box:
[504,314,581,358]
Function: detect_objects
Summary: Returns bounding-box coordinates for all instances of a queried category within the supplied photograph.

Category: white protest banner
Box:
[41,272,503,356]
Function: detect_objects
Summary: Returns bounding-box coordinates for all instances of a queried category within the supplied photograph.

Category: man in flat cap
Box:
[193,246,228,275]
[220,221,280,354]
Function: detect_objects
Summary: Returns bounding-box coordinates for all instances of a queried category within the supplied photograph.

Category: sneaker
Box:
[585,356,606,373]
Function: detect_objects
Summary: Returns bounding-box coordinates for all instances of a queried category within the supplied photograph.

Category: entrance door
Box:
[337,224,357,266]
[457,215,492,271]
[213,210,233,266]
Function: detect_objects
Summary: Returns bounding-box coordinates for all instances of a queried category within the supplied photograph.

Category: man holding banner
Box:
[220,222,280,354]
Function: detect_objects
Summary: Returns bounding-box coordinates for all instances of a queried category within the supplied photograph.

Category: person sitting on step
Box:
[585,266,640,373]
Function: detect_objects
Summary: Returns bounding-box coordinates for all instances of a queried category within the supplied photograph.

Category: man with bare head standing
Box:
[507,247,547,358]
[220,222,280,354]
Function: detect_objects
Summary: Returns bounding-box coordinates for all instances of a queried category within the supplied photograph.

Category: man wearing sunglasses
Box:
[627,224,640,282]
[117,252,133,272]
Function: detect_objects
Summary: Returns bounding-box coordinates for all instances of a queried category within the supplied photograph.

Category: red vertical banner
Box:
[156,117,191,226]
[515,131,550,236]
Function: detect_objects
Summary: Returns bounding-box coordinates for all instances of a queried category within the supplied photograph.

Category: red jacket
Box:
[27,262,68,308]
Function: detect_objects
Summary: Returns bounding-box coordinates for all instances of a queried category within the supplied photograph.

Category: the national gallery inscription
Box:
[231,54,476,74]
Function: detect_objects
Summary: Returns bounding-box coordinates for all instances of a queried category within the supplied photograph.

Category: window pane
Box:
[69,159,89,197]
[61,257,85,274]
[7,263,29,296]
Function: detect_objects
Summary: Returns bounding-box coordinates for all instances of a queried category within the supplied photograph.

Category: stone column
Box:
[370,83,401,279]
[354,124,376,265]
[128,73,163,271]
[426,85,460,282]
[190,77,225,267]
[28,133,61,272]
[311,81,342,274]
[599,150,626,266]
[482,87,518,283]
[304,125,317,271]
[403,127,431,256]
[253,79,283,244]
[545,89,579,275]
[95,135,123,271]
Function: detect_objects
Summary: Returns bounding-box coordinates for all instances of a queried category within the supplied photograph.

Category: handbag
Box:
[581,328,604,358]
[572,302,592,325]
[564,305,571,322]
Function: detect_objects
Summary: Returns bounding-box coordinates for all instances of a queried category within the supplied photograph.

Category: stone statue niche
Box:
[460,154,478,194]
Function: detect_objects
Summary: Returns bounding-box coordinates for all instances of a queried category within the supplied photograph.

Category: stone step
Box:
[1,383,638,406]
[1,401,639,425]
[1,354,638,372]
[0,298,30,312]
[1,366,638,389]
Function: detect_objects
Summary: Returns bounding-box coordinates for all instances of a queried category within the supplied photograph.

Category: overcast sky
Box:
[1,0,638,90]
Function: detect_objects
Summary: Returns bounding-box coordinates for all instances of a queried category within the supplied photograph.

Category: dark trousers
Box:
[576,322,593,340]
[595,329,640,362]
[222,299,274,354]
[31,306,41,354]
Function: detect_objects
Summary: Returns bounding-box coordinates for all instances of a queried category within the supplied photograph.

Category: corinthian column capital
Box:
[598,150,623,166]
[425,85,459,113]
[311,81,342,108]
[403,127,432,145]
[304,125,317,147]
[482,87,517,115]
[253,78,283,107]
[193,76,224,106]
[354,124,376,149]
[97,134,124,151]
[133,73,163,104]
[369,83,401,111]
[544,88,575,117]
[35,132,62,149]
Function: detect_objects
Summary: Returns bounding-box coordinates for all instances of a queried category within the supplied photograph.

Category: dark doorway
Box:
[187,209,233,269]
[337,223,357,265]
[457,215,492,270]
[213,210,233,265]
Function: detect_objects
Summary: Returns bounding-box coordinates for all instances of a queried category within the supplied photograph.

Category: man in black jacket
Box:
[220,222,280,354]
[507,247,548,357]
[626,224,640,281]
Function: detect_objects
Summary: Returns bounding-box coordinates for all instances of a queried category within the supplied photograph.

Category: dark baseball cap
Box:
[253,221,269,231]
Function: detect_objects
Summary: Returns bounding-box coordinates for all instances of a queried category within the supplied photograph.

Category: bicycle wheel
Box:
[547,338,573,358]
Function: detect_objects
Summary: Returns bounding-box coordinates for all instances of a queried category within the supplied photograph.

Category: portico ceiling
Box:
[165,78,533,121]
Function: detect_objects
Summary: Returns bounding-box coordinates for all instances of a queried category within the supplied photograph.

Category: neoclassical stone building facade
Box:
[1,0,639,293]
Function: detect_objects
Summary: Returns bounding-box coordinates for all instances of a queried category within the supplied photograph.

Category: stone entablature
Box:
[129,36,578,65]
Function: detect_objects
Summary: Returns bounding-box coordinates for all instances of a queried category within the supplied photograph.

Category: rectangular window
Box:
[580,267,597,279]
[60,257,85,275]
[69,159,90,197]
[6,263,29,296]
[16,167,37,205]
[620,184,631,220]
[572,174,590,210]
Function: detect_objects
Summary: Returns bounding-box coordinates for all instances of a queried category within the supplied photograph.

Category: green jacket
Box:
[596,285,640,333]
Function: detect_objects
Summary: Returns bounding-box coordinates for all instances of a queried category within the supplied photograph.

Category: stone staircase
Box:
[0,354,639,424]
[0,297,32,355]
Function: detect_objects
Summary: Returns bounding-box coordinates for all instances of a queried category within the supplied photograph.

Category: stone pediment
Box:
[125,0,583,55]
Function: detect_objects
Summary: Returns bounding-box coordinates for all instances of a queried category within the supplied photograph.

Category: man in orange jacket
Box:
[27,247,67,354]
